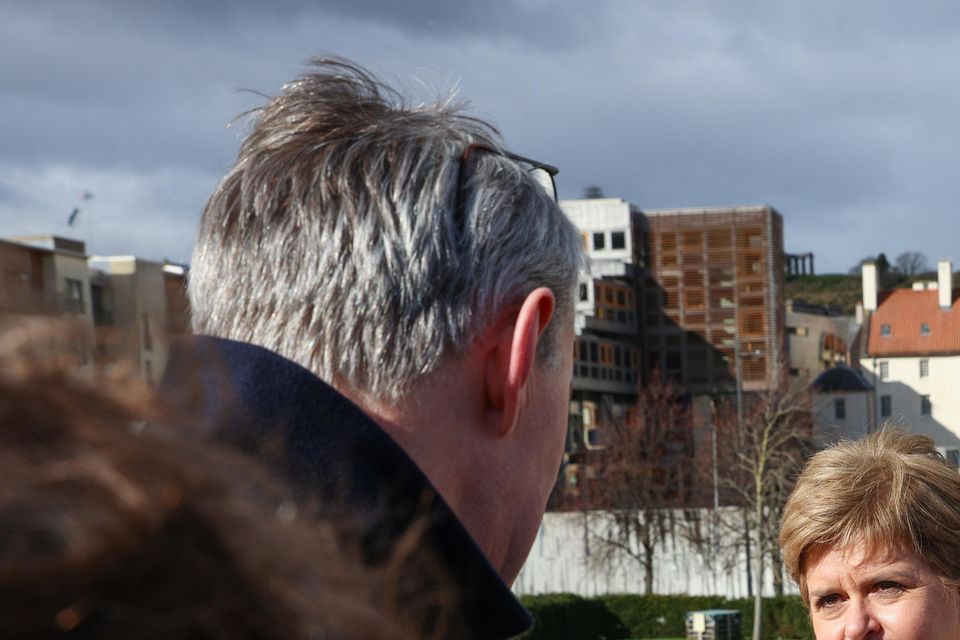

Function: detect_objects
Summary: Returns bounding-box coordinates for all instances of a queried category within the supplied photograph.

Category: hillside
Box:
[785,274,861,314]
[785,270,960,315]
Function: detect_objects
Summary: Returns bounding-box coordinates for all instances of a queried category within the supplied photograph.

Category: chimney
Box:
[938,259,953,309]
[862,261,878,312]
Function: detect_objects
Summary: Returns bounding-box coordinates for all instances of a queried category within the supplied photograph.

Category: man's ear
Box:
[486,287,556,437]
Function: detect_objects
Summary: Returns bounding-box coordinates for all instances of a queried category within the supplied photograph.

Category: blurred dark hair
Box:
[0,320,458,639]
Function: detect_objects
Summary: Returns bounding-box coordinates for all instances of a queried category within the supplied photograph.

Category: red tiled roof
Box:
[867,288,960,356]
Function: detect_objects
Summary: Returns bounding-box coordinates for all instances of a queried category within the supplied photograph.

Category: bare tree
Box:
[584,370,692,594]
[848,255,876,276]
[715,370,813,640]
[894,251,930,277]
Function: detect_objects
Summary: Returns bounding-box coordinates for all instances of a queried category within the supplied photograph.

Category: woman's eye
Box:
[815,594,841,610]
[875,581,905,596]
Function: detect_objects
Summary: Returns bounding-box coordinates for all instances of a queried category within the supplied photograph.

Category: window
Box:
[920,359,929,378]
[878,361,889,381]
[921,395,932,416]
[881,324,891,337]
[142,314,153,352]
[834,398,846,420]
[592,232,605,250]
[610,231,626,250]
[587,429,602,447]
[880,395,892,418]
[578,405,593,426]
[665,351,682,370]
[743,311,765,335]
[578,282,589,301]
[921,322,931,337]
[91,283,113,325]
[600,344,613,365]
[947,449,960,469]
[64,278,85,313]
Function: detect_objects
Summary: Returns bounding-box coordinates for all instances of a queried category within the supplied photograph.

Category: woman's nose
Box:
[844,598,879,639]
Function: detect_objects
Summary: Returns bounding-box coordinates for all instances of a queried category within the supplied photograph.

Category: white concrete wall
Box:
[861,355,960,447]
[561,198,634,266]
[566,199,637,334]
[514,509,796,599]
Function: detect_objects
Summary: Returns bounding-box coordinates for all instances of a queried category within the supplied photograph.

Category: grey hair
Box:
[189,57,583,404]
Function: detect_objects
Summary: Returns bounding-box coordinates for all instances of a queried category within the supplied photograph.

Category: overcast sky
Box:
[3,1,959,273]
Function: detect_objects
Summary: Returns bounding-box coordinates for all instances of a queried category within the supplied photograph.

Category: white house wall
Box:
[861,355,960,447]
[812,391,873,445]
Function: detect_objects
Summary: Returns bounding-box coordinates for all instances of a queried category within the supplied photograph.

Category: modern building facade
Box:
[554,202,791,506]
[641,205,786,394]
[558,198,646,498]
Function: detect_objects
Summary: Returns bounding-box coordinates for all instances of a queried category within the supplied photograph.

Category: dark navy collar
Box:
[160,335,532,640]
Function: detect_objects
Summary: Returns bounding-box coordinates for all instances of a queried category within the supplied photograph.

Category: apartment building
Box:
[0,234,189,383]
[642,205,786,394]
[859,259,960,459]
[1,236,95,322]
[0,236,97,370]
[89,256,189,384]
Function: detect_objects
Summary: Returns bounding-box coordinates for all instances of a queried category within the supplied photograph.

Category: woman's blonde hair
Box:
[779,428,960,601]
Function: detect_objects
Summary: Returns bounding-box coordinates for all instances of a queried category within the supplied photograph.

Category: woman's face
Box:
[805,544,960,640]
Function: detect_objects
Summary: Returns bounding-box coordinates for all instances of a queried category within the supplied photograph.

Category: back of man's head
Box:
[190,57,581,404]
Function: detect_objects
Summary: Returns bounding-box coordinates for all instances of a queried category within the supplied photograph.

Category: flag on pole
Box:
[67,191,93,226]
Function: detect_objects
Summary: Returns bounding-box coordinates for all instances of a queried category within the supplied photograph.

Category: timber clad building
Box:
[556,201,788,503]
[643,206,785,394]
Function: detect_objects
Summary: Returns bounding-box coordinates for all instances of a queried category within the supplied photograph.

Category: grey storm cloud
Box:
[3,1,960,270]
